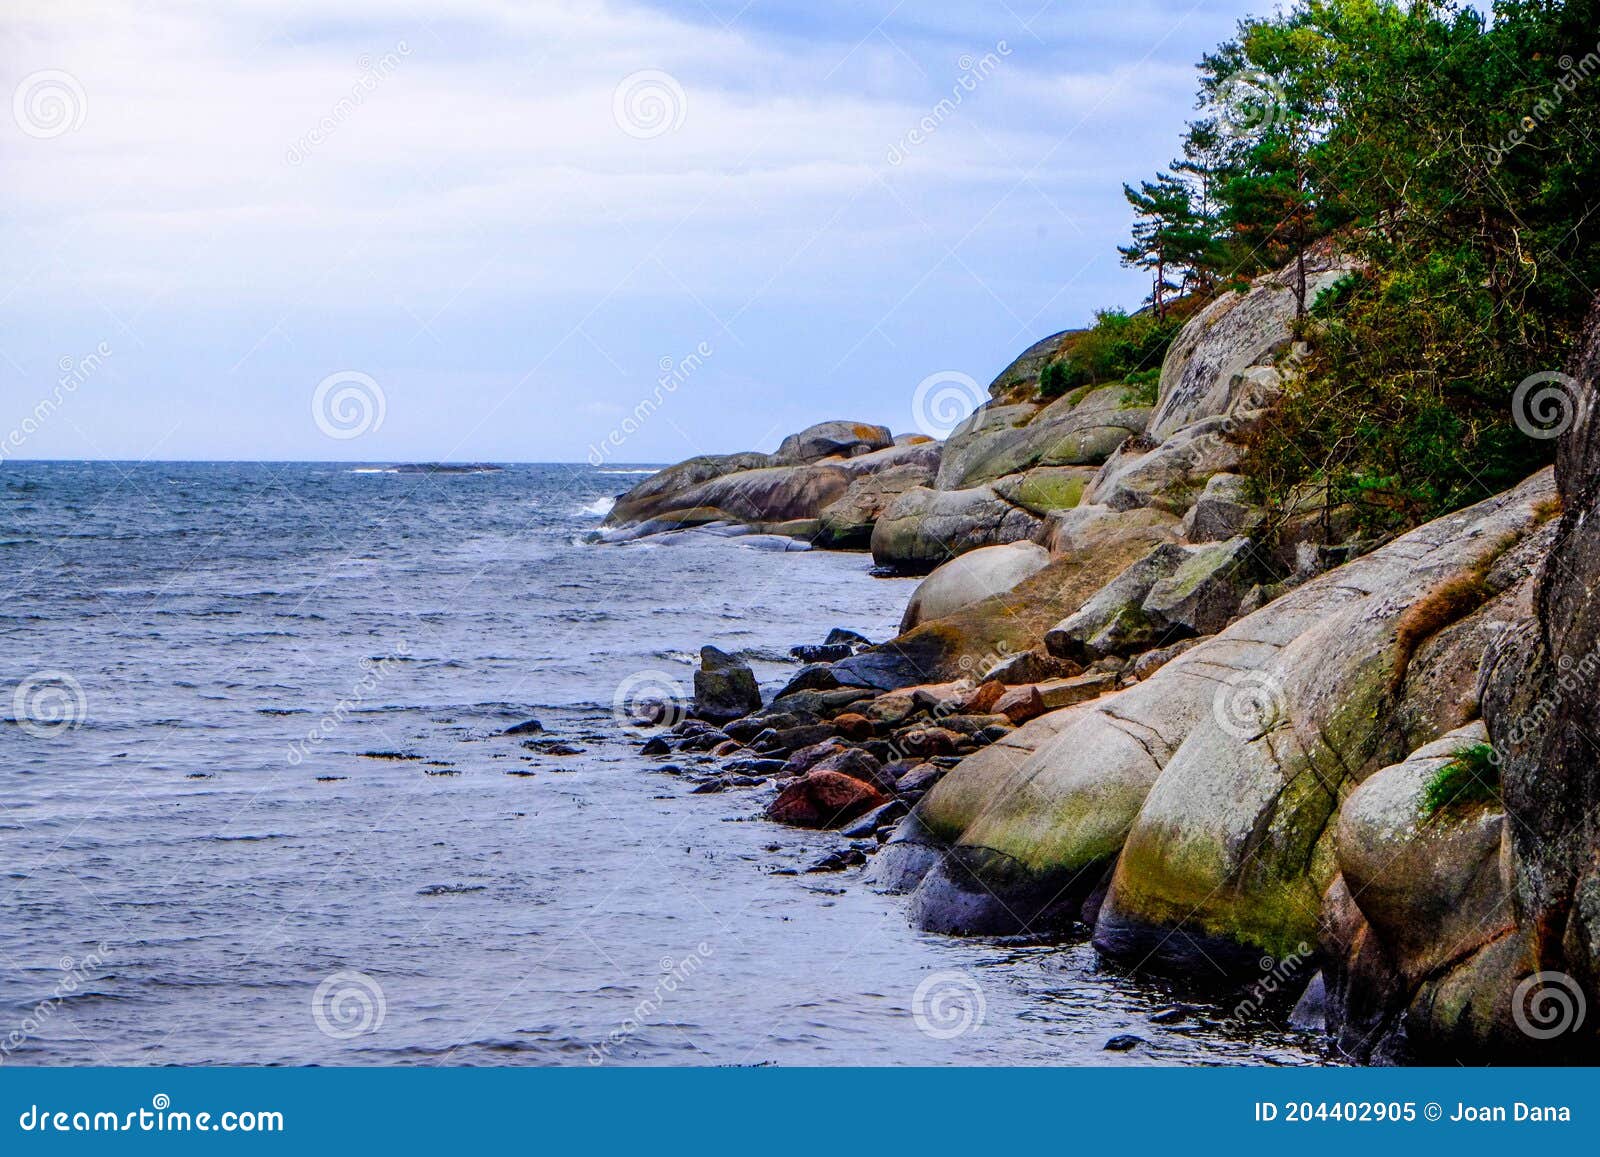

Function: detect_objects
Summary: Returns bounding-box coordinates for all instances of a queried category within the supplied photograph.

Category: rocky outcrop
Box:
[1149,249,1353,442]
[774,420,893,464]
[869,486,1043,572]
[935,385,1150,490]
[815,463,937,549]
[893,469,1554,945]
[899,541,1050,633]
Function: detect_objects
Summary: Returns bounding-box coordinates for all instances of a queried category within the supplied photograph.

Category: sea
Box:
[0,462,1323,1065]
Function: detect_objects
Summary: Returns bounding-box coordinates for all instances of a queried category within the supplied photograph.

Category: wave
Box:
[580,496,615,517]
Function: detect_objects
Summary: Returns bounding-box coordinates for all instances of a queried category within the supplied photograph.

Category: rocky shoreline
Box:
[598,260,1600,1065]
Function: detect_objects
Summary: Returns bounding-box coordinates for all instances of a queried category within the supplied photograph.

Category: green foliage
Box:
[1420,744,1501,817]
[1038,309,1186,401]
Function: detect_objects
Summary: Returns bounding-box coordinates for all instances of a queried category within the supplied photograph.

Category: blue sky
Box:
[1,0,1272,463]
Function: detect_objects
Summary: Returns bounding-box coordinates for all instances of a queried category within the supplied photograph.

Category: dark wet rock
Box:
[678,728,732,752]
[825,628,874,649]
[894,763,945,795]
[765,687,875,719]
[690,778,728,794]
[1103,1034,1146,1052]
[524,739,585,756]
[790,643,853,664]
[502,718,544,736]
[840,799,908,838]
[693,645,762,723]
[639,736,671,756]
[723,757,788,776]
[772,665,842,699]
[1148,1006,1188,1025]
[806,846,869,873]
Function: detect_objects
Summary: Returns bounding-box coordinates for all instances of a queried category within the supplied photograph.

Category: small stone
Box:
[502,718,544,736]
[640,736,671,756]
[1103,1034,1146,1051]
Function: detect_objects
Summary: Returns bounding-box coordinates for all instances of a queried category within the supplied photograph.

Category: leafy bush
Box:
[1038,308,1185,401]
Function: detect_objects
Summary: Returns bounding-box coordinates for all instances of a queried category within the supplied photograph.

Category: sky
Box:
[0,0,1275,464]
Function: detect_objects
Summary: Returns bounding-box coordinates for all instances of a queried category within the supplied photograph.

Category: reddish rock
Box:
[710,738,745,757]
[993,684,1047,724]
[780,738,848,778]
[832,712,874,741]
[809,747,896,794]
[896,726,962,757]
[956,679,1006,714]
[766,770,889,828]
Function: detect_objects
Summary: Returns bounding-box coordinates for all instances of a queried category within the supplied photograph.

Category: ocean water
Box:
[0,462,1323,1066]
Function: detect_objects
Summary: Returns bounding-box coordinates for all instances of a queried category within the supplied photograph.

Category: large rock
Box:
[936,385,1149,490]
[991,467,1097,515]
[1140,535,1259,637]
[1179,473,1263,541]
[1043,543,1192,660]
[773,420,893,465]
[815,463,937,549]
[1093,469,1556,976]
[1149,251,1354,442]
[985,329,1077,401]
[1476,296,1600,1059]
[1334,722,1510,988]
[869,486,1042,573]
[604,452,771,525]
[693,646,761,723]
[834,516,1177,690]
[1083,415,1243,513]
[900,468,1555,944]
[899,541,1050,633]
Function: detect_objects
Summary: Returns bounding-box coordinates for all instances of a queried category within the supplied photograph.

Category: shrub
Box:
[1419,743,1500,817]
